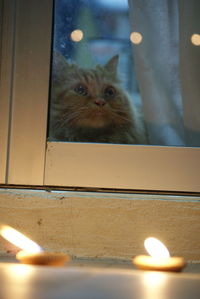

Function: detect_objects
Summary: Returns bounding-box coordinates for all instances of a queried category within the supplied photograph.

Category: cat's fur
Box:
[49,52,148,144]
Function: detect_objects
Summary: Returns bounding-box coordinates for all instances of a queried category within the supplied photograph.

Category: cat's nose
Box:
[94,98,106,107]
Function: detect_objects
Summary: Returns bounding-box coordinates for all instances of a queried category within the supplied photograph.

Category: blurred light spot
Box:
[71,29,84,42]
[130,32,143,44]
[6,264,34,278]
[191,34,200,46]
[143,272,167,288]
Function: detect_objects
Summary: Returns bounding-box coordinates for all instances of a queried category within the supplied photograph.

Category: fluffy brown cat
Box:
[49,52,148,144]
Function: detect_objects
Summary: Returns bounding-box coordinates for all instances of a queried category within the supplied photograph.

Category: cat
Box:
[49,52,148,144]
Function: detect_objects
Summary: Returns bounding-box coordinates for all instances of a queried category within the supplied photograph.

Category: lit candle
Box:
[133,237,186,272]
[0,225,70,267]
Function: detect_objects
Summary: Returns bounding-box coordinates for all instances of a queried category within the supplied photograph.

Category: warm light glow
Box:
[70,29,84,42]
[5,264,34,278]
[144,237,170,258]
[191,34,200,46]
[0,225,43,253]
[143,272,167,288]
[130,32,143,44]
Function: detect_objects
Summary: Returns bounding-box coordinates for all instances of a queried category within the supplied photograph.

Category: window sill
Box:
[0,188,199,262]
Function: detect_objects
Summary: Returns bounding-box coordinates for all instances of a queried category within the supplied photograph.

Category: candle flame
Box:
[144,237,170,258]
[0,225,43,254]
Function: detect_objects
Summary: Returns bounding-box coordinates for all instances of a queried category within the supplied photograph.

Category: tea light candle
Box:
[16,250,70,266]
[133,237,186,272]
[0,225,70,267]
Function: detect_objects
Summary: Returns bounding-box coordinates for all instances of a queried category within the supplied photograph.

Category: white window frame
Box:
[0,0,52,185]
[0,0,200,193]
[0,0,14,183]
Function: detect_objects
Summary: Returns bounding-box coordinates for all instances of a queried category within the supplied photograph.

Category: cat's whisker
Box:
[55,108,88,128]
[109,109,133,123]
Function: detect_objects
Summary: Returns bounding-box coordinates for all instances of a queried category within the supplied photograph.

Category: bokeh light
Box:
[130,32,143,44]
[71,29,84,42]
[191,34,200,46]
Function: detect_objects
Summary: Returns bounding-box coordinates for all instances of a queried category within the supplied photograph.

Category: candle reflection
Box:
[4,264,34,278]
[2,264,35,299]
[143,272,167,288]
[142,272,167,299]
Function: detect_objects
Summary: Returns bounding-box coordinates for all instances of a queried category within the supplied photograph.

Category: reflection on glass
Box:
[191,34,200,46]
[130,32,143,45]
[70,29,84,42]
[49,0,200,146]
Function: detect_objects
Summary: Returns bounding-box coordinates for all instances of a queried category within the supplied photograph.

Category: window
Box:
[49,0,145,145]
[0,0,200,193]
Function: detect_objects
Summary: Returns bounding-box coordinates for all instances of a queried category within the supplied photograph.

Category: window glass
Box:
[49,0,146,145]
[49,0,200,147]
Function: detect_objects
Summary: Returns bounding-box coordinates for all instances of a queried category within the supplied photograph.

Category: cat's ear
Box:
[104,55,119,74]
[52,51,72,79]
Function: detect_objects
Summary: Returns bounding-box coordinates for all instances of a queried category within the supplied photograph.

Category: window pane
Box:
[49,0,200,147]
[49,0,147,145]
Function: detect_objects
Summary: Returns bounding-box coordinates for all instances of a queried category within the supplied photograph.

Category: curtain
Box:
[128,0,200,146]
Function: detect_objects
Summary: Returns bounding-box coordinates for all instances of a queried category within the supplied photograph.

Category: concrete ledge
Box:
[0,188,200,261]
[0,255,200,274]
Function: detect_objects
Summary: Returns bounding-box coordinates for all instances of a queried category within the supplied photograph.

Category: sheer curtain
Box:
[128,0,200,146]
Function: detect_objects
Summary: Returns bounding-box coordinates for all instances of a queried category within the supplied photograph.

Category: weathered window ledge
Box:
[0,188,199,262]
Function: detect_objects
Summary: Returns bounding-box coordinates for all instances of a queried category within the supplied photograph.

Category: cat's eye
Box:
[104,86,116,98]
[74,84,88,96]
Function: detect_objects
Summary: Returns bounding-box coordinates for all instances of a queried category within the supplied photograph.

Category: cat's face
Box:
[52,54,132,129]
